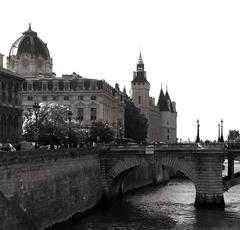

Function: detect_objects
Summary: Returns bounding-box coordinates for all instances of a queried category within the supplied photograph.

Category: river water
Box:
[66,161,240,230]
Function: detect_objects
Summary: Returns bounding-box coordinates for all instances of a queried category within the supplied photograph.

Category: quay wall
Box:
[0,149,103,230]
[0,148,168,230]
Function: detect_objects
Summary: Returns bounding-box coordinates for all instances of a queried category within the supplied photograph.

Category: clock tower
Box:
[131,52,150,121]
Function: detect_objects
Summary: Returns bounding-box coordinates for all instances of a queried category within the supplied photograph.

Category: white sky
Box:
[1,0,240,142]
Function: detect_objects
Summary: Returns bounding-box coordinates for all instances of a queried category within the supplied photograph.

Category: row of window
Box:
[0,81,19,105]
[133,82,146,86]
[77,108,97,121]
[0,114,20,142]
[23,80,104,92]
[27,95,97,101]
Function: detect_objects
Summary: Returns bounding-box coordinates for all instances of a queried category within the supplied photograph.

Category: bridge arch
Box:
[108,157,148,179]
[160,156,198,186]
[107,157,150,197]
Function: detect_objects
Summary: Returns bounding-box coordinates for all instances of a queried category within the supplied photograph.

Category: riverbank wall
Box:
[0,149,103,230]
[0,148,169,230]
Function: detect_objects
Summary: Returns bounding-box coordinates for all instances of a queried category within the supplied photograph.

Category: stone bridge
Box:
[1,143,240,229]
[99,143,240,208]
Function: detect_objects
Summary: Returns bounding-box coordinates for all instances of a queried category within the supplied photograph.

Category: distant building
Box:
[7,25,125,136]
[0,53,23,143]
[228,130,240,142]
[131,53,177,143]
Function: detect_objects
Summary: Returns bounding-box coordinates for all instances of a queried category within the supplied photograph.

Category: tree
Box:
[89,121,114,144]
[22,102,86,145]
[124,99,148,142]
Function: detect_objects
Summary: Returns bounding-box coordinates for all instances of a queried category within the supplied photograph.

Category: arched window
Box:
[2,114,6,141]
[13,116,19,140]
[7,115,13,141]
[8,83,13,104]
[2,82,6,102]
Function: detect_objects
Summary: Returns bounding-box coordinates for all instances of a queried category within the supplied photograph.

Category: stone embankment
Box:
[0,147,168,230]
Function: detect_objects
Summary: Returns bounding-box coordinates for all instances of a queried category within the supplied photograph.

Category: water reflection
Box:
[66,177,240,230]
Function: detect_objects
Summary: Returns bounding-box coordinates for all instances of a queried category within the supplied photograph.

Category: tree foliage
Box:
[89,121,114,143]
[23,103,86,145]
[124,99,148,142]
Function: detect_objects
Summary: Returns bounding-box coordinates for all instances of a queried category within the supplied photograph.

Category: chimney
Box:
[0,53,3,68]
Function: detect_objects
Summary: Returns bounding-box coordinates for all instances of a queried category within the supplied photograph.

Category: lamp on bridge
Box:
[67,109,73,147]
[218,123,221,142]
[220,119,224,143]
[196,119,200,143]
[33,102,40,149]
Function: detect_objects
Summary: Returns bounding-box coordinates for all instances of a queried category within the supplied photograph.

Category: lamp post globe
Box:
[33,102,40,149]
[67,109,73,147]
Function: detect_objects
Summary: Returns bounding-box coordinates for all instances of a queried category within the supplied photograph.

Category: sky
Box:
[1,0,240,141]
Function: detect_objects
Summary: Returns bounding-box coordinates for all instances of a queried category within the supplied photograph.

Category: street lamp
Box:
[67,109,73,147]
[218,124,221,142]
[33,102,40,149]
[220,119,224,142]
[196,119,200,143]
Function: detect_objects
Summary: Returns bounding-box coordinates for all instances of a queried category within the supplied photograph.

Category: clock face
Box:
[22,58,29,67]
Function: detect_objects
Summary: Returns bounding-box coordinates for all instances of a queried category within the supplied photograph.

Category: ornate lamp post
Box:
[218,124,221,142]
[33,102,40,149]
[220,119,224,142]
[67,109,73,147]
[196,119,200,143]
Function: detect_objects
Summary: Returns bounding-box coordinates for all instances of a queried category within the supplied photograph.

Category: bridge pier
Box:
[195,193,225,209]
[194,152,225,209]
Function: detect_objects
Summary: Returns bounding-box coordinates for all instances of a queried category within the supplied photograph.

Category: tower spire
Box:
[138,51,144,65]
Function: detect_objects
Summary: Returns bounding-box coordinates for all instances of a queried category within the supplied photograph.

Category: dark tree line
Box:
[124,99,148,142]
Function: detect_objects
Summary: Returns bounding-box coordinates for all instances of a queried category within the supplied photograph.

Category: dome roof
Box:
[9,24,50,59]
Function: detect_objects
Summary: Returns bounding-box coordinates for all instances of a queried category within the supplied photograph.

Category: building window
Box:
[43,84,47,91]
[64,83,69,91]
[53,96,58,101]
[2,82,6,102]
[91,95,96,100]
[28,84,32,91]
[8,84,12,103]
[78,96,83,100]
[77,108,84,121]
[42,96,47,101]
[27,96,33,101]
[91,108,97,120]
[64,96,69,100]
[138,96,141,104]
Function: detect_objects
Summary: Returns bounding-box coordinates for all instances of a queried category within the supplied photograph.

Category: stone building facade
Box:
[131,53,177,143]
[0,54,23,143]
[6,25,176,142]
[7,25,125,136]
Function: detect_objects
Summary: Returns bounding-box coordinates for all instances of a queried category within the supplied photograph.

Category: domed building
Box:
[7,25,125,138]
[7,24,53,78]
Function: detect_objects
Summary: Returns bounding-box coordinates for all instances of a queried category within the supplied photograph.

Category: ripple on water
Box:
[66,179,240,230]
